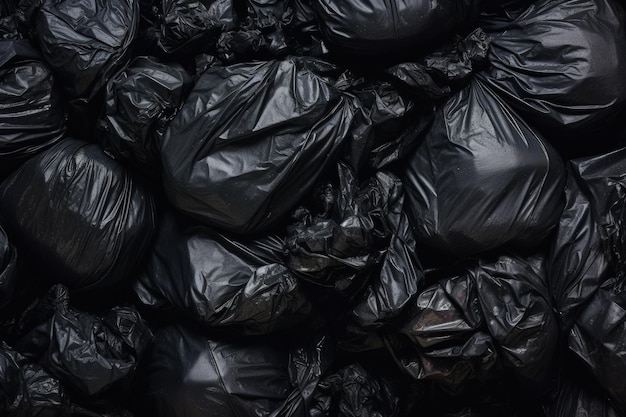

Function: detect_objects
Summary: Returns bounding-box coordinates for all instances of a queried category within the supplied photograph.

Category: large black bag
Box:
[132,323,292,417]
[98,56,192,174]
[34,0,139,99]
[0,223,16,312]
[134,212,312,335]
[161,56,356,234]
[0,39,65,178]
[479,0,626,134]
[285,162,423,329]
[386,254,558,399]
[10,284,153,398]
[0,138,157,291]
[311,0,481,58]
[403,79,565,256]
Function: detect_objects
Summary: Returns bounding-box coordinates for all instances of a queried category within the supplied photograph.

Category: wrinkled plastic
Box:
[285,161,423,327]
[98,56,192,174]
[403,79,565,256]
[0,138,157,291]
[386,254,557,397]
[161,56,356,234]
[132,323,292,417]
[0,223,16,311]
[547,149,626,329]
[10,284,153,398]
[311,0,482,58]
[157,0,235,55]
[307,363,400,417]
[0,39,65,178]
[35,0,139,99]
[385,28,490,101]
[545,371,621,417]
[0,342,72,417]
[134,212,312,335]
[479,0,626,133]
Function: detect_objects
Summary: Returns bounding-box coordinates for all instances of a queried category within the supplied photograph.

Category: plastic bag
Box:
[133,212,312,335]
[285,161,423,328]
[311,0,481,59]
[479,0,626,133]
[0,138,157,291]
[0,223,17,312]
[0,341,72,417]
[385,28,490,101]
[386,254,557,398]
[0,39,65,178]
[34,0,140,99]
[98,56,192,175]
[160,56,356,234]
[132,323,292,417]
[10,284,153,398]
[402,79,565,256]
[157,0,236,55]
[547,149,625,330]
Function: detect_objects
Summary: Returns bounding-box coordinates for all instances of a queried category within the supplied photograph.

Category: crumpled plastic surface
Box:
[160,56,356,234]
[98,56,192,174]
[544,370,620,417]
[386,254,557,398]
[0,39,65,178]
[403,78,565,256]
[157,0,236,55]
[285,161,423,328]
[547,149,626,330]
[132,323,292,417]
[134,212,312,335]
[479,0,626,133]
[0,223,16,312]
[311,0,481,58]
[0,138,157,291]
[0,341,71,417]
[34,0,139,99]
[307,363,400,417]
[385,28,490,101]
[8,284,153,398]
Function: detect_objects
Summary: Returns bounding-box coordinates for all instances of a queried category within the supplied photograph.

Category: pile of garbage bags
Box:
[1,0,626,415]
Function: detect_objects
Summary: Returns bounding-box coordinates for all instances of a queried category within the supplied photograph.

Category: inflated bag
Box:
[0,138,157,291]
[403,79,565,256]
[0,39,65,178]
[312,0,481,58]
[480,0,626,133]
[134,213,312,335]
[161,56,356,234]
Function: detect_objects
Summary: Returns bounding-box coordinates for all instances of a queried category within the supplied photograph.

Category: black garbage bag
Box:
[0,341,72,417]
[0,138,157,291]
[311,0,482,59]
[98,56,192,175]
[0,223,17,312]
[479,0,626,134]
[133,212,312,335]
[10,284,153,398]
[156,0,236,55]
[403,78,565,256]
[285,161,423,328]
[0,39,65,178]
[306,363,400,417]
[385,28,490,101]
[386,254,558,399]
[160,56,357,234]
[132,323,292,417]
[547,149,625,330]
[34,0,139,100]
[544,370,620,417]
